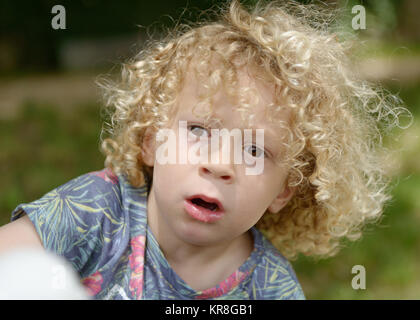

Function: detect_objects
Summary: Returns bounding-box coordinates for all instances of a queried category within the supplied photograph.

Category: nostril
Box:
[202,168,210,174]
[200,167,231,181]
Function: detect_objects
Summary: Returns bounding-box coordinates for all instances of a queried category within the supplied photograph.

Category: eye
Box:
[244,144,268,158]
[187,124,210,138]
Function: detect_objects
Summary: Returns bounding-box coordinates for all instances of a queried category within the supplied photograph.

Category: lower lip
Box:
[183,200,225,223]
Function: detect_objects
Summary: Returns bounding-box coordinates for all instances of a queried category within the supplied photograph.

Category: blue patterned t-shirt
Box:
[11,168,305,300]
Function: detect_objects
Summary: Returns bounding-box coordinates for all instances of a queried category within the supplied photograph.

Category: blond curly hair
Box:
[98,0,411,260]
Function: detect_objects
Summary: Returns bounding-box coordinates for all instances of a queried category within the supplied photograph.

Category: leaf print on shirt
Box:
[16,172,125,274]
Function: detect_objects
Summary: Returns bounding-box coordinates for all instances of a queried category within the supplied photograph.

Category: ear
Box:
[267,183,296,214]
[141,127,156,167]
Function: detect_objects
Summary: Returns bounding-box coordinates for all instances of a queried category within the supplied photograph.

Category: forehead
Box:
[174,63,291,139]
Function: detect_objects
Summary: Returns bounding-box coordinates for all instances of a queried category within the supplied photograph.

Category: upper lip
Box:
[186,194,225,212]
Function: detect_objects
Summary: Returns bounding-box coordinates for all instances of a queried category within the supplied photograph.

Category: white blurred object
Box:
[0,248,90,300]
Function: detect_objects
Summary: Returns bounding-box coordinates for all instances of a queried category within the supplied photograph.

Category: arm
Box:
[0,213,43,255]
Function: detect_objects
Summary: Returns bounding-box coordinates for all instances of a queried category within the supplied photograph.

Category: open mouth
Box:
[190,198,219,212]
[184,194,225,223]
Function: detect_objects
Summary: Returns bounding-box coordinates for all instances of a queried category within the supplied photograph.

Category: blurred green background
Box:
[0,0,419,299]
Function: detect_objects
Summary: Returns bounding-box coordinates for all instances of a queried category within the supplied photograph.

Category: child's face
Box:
[144,66,295,247]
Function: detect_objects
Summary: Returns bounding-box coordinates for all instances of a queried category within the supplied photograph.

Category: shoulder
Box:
[10,168,127,273]
[69,168,122,199]
[251,228,306,300]
[81,168,123,206]
[12,168,124,224]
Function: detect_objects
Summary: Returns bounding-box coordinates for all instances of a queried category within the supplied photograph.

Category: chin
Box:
[175,219,222,247]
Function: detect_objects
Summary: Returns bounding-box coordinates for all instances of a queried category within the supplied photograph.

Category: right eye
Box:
[187,124,210,138]
[243,144,267,159]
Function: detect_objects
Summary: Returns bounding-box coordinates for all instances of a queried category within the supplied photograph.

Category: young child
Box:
[0,0,409,299]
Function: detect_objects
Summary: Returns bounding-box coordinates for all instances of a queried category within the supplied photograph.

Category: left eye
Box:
[188,125,210,138]
[244,145,267,158]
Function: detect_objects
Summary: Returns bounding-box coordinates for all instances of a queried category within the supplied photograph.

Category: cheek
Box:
[237,182,272,211]
[229,196,268,231]
[154,161,193,190]
[242,174,285,208]
[152,165,184,212]
[152,163,179,191]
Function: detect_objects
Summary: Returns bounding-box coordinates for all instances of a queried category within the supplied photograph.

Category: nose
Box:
[199,165,235,183]
[198,133,237,184]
